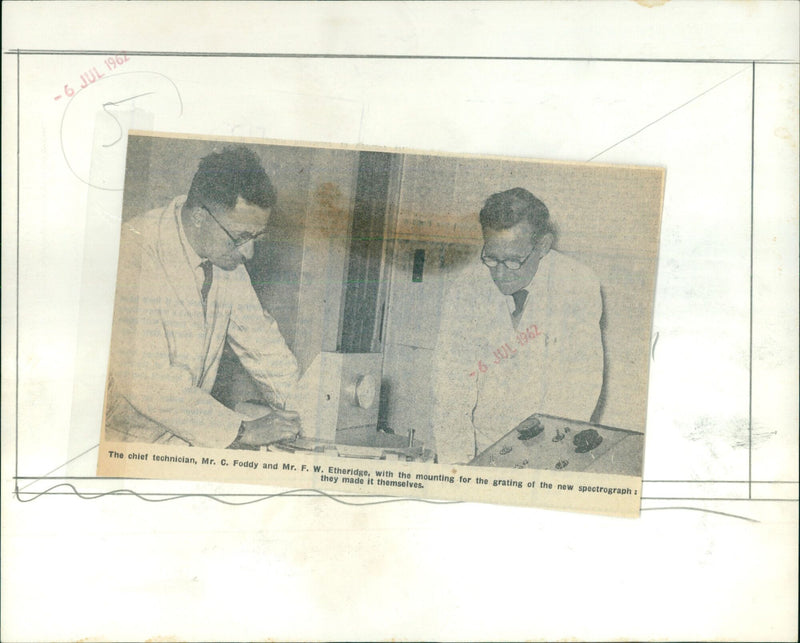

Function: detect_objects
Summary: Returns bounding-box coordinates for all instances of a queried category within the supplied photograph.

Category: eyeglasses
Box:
[481,246,536,271]
[200,204,267,248]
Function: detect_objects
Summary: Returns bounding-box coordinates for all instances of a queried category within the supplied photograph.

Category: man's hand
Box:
[236,408,301,448]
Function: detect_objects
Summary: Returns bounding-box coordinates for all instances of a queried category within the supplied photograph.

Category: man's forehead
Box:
[483,221,535,247]
[225,197,271,228]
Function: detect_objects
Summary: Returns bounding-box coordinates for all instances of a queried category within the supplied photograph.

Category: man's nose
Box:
[492,264,510,278]
[238,239,255,261]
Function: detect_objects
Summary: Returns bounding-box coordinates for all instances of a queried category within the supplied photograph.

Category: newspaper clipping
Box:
[97,131,664,517]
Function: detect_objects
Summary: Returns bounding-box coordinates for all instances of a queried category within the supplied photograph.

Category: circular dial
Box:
[353,374,377,409]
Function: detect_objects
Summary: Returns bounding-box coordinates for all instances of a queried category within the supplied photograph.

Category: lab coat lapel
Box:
[481,272,517,348]
[520,252,552,330]
[156,199,206,328]
[519,252,555,357]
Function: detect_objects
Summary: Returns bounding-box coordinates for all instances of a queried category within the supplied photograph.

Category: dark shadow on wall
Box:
[376,378,393,433]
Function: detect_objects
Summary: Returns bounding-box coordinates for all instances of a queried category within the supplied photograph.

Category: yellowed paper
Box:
[97,131,663,517]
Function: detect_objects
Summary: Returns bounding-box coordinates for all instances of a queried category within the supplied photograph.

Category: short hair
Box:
[186,146,276,211]
[479,187,555,239]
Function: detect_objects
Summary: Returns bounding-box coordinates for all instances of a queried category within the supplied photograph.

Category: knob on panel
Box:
[348,374,376,409]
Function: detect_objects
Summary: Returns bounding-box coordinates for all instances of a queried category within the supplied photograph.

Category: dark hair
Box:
[186,146,276,211]
[479,187,555,239]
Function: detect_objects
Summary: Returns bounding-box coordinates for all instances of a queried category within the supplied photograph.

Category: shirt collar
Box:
[503,250,553,312]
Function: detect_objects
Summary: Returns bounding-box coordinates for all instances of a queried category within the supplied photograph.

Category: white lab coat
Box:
[104,197,298,448]
[432,250,603,464]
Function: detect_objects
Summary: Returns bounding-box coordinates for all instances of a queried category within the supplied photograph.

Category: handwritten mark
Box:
[16,443,459,507]
[102,92,155,147]
[651,331,659,361]
[14,482,460,507]
[59,70,183,190]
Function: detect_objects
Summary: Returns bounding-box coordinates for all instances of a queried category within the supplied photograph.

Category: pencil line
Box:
[13,483,460,506]
[11,485,798,504]
[641,506,759,523]
[17,443,100,491]
[749,62,755,500]
[3,50,798,65]
[587,66,749,162]
[14,476,800,484]
[15,50,21,495]
[643,480,799,484]
[641,498,797,502]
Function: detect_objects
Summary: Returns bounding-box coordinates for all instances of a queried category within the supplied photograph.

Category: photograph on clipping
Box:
[97,131,664,516]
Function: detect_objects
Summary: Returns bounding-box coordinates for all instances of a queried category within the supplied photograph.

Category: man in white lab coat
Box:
[104,146,301,449]
[432,188,604,464]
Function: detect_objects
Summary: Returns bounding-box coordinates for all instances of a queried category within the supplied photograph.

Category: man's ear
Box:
[537,232,554,255]
[191,206,205,228]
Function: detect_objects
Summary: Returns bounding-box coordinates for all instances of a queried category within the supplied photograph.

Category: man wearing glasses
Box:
[432,187,604,464]
[104,146,301,449]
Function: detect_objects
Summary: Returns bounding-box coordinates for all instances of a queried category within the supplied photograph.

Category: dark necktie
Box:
[200,260,213,315]
[511,288,528,329]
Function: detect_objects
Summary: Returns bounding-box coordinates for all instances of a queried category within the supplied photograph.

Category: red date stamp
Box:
[54,54,130,101]
[468,324,543,377]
